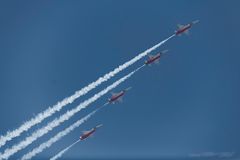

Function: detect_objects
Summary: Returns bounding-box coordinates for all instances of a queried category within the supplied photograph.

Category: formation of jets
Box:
[62,20,199,155]
[79,20,199,140]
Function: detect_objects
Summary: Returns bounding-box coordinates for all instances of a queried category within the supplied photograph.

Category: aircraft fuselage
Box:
[108,91,125,103]
[175,24,192,35]
[80,129,96,140]
[145,54,161,65]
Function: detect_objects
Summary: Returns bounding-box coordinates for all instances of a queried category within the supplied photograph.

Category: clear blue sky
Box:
[0,0,239,159]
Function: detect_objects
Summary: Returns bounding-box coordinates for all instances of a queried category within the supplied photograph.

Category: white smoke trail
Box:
[0,34,175,148]
[50,139,80,160]
[22,107,101,160]
[0,65,144,160]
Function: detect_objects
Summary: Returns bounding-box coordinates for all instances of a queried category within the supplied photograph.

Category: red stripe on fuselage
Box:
[175,24,192,35]
[145,54,161,65]
[80,129,96,140]
[109,91,125,102]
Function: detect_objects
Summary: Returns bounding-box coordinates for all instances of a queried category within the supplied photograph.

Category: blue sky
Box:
[0,0,240,159]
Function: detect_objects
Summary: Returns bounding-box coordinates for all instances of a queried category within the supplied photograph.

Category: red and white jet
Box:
[108,87,131,104]
[145,50,168,65]
[80,124,103,141]
[175,20,199,36]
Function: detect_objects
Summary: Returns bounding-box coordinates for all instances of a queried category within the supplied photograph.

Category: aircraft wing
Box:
[154,59,160,64]
[177,24,184,29]
[184,30,190,35]
[117,97,123,103]
[148,54,154,58]
[89,133,95,138]
[82,131,89,134]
